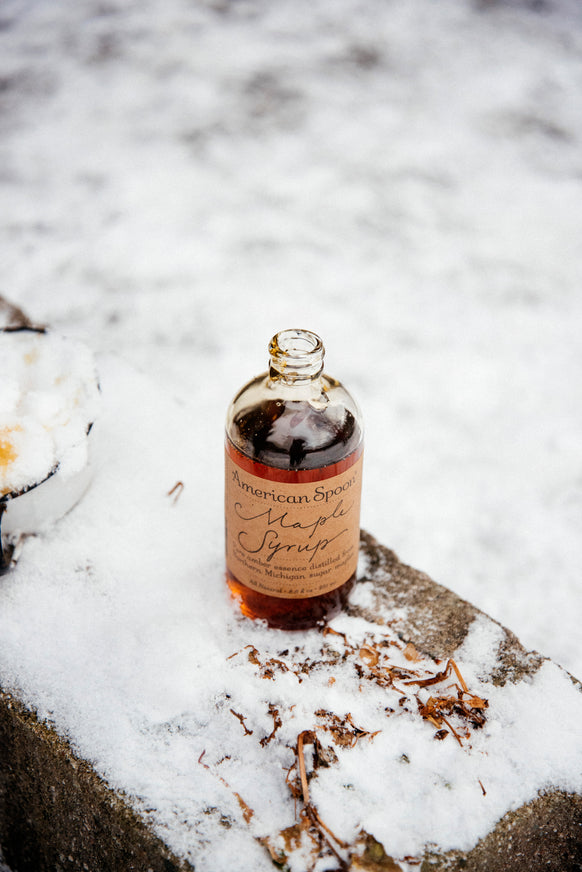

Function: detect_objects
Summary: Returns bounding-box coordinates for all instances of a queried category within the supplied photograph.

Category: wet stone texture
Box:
[0,531,580,871]
[0,691,189,872]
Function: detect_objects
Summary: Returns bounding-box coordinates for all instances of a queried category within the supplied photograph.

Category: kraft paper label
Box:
[225,447,363,599]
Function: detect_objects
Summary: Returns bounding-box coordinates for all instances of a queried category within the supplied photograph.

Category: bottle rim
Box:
[268,329,324,380]
[270,328,323,357]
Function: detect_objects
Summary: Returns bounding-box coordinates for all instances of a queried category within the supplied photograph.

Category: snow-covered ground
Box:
[1,0,582,867]
[3,0,579,675]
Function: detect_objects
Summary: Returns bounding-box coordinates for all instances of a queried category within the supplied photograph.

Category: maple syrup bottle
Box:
[225,329,363,629]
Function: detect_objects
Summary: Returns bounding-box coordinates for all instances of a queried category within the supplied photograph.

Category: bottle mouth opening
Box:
[270,329,323,359]
[269,329,325,381]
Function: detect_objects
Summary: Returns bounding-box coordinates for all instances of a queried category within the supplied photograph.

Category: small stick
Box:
[403,658,469,692]
[167,481,184,504]
[297,730,314,804]
[448,659,469,694]
[230,709,253,736]
[261,704,282,747]
[308,805,349,850]
[439,714,465,747]
[198,750,254,823]
[304,805,350,869]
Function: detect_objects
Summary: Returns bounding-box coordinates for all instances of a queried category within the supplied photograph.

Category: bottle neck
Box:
[268,329,324,385]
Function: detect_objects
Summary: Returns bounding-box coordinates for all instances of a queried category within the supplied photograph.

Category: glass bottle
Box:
[225,328,363,630]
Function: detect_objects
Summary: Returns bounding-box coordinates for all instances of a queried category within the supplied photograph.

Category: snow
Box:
[0,330,100,497]
[1,0,582,868]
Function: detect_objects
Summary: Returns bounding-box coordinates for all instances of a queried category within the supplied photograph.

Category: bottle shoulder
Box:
[225,372,363,470]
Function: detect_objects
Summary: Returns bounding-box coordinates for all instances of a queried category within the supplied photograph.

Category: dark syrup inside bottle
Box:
[226,397,362,630]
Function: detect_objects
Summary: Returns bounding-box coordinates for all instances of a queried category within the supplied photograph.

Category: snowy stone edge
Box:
[0,531,580,871]
[0,689,189,872]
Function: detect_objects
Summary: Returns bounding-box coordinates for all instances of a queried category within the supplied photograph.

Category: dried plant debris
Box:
[264,729,397,871]
[166,480,184,504]
[230,708,253,736]
[406,663,488,747]
[261,703,283,747]
[216,626,489,870]
[198,751,254,826]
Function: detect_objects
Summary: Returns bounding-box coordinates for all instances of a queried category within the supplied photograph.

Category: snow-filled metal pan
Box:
[0,325,100,573]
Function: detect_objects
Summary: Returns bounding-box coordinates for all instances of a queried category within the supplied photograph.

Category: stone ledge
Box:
[0,532,580,871]
[354,531,548,686]
[0,691,190,872]
[422,790,582,872]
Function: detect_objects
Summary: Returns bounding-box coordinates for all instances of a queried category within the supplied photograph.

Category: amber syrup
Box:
[226,397,362,630]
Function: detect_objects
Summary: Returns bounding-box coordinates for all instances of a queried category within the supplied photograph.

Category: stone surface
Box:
[1,531,580,871]
[0,691,188,872]
[356,532,582,872]
[421,791,582,872]
[354,531,547,687]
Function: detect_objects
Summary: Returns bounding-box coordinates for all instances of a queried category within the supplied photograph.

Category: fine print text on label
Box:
[225,451,363,599]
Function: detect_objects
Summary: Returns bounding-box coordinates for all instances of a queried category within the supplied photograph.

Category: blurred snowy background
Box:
[1,0,581,679]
